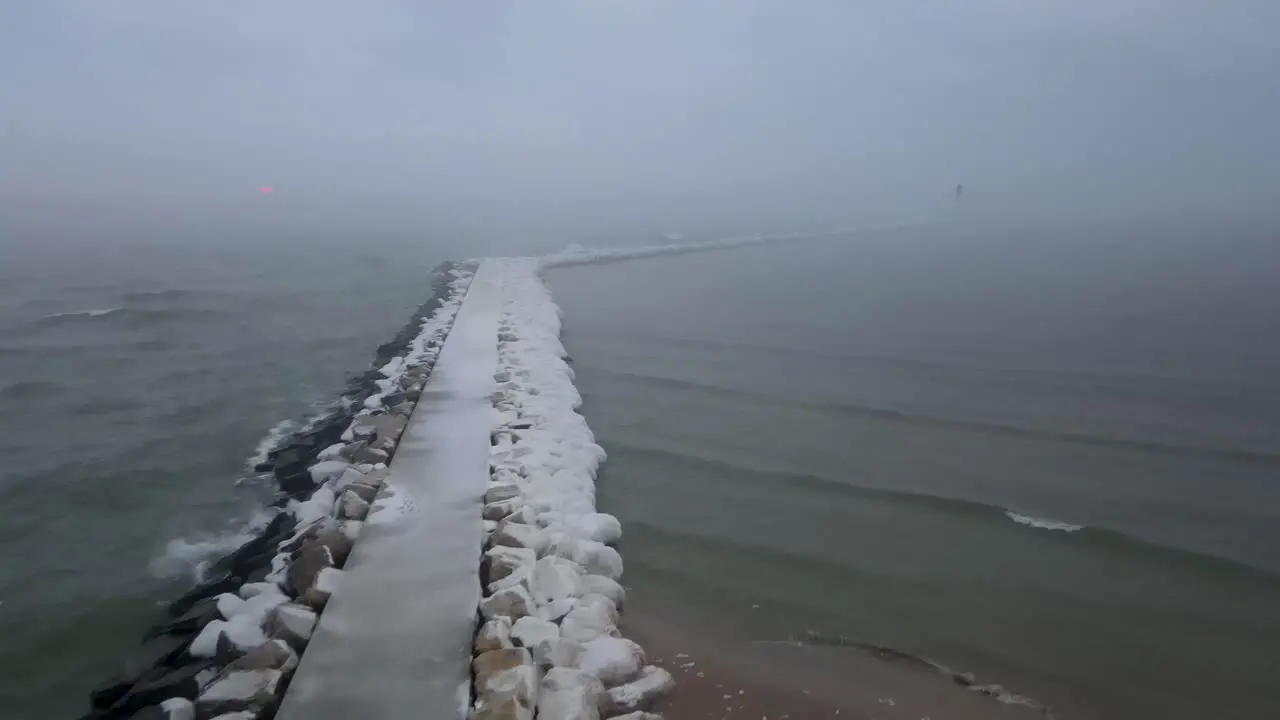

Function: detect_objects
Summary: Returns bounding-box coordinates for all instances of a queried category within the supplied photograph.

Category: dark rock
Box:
[226,639,298,673]
[309,527,353,567]
[285,542,332,598]
[254,462,273,473]
[210,515,291,578]
[145,597,220,639]
[107,661,214,717]
[215,632,243,666]
[245,566,270,584]
[276,470,315,497]
[125,706,165,720]
[168,571,241,617]
[90,632,191,709]
[380,391,407,408]
[277,519,325,554]
[338,439,367,460]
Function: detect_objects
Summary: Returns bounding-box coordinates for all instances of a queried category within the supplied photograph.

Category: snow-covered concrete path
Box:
[274,260,503,720]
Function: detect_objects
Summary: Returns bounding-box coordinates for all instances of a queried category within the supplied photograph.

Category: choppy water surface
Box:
[548,225,1280,720]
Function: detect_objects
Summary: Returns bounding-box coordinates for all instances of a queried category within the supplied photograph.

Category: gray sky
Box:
[3,1,1279,240]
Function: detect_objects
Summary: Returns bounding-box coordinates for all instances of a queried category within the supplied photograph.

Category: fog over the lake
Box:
[3,1,1279,242]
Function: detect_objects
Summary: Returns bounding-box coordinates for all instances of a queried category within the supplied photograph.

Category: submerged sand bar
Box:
[274,260,503,720]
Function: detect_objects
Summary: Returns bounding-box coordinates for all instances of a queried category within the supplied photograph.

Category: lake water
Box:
[547,224,1280,720]
[2,222,1278,719]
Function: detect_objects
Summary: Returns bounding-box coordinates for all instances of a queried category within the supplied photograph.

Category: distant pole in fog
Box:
[955,183,964,202]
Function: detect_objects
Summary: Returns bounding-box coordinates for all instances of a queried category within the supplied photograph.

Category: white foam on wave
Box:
[46,307,122,319]
[244,419,298,472]
[1005,511,1083,533]
[149,510,275,583]
[536,220,927,270]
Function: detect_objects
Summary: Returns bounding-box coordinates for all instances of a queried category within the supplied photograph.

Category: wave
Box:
[608,441,1280,581]
[1005,511,1083,533]
[537,221,926,269]
[594,368,1280,466]
[42,307,122,321]
[118,289,226,302]
[32,306,223,329]
[148,510,273,583]
[245,419,298,472]
[0,379,64,401]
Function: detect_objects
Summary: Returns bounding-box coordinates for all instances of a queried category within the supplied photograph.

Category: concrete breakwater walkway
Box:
[274,261,502,719]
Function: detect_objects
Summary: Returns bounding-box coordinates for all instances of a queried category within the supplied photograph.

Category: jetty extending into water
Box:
[81,227,914,720]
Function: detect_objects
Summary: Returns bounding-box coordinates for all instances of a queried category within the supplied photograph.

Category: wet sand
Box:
[623,591,1052,720]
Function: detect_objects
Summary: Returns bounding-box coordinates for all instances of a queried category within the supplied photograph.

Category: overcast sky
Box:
[2,1,1278,240]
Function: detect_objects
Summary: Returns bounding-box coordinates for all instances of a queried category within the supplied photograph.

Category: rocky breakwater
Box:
[81,263,476,720]
[469,258,672,720]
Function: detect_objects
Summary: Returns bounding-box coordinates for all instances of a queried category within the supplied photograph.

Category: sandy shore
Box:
[622,591,1051,720]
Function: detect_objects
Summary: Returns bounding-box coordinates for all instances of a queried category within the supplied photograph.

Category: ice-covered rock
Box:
[343,481,380,504]
[159,697,195,720]
[605,713,662,720]
[580,575,625,609]
[531,637,584,669]
[489,521,548,554]
[578,636,645,687]
[190,613,268,658]
[565,512,623,545]
[476,616,514,652]
[602,666,673,716]
[290,485,337,525]
[486,546,536,584]
[286,543,332,598]
[265,603,317,649]
[510,616,559,650]
[481,585,533,619]
[559,601,618,643]
[316,443,346,461]
[216,592,245,619]
[303,566,343,609]
[237,582,281,600]
[338,488,371,521]
[577,594,619,625]
[485,483,523,505]
[531,555,584,605]
[337,518,363,542]
[225,638,298,673]
[537,598,577,623]
[473,648,536,695]
[483,497,524,521]
[352,446,390,465]
[539,667,604,720]
[307,460,350,484]
[196,668,282,716]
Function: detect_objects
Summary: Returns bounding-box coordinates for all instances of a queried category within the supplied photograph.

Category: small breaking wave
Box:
[1005,511,1084,533]
[44,307,122,321]
[245,419,298,472]
[148,511,273,583]
[32,306,222,329]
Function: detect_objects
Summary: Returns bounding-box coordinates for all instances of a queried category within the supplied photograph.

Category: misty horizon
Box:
[3,1,1279,242]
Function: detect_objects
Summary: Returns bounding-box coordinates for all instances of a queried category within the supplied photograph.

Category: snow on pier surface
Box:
[274,224,919,718]
[274,261,503,720]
